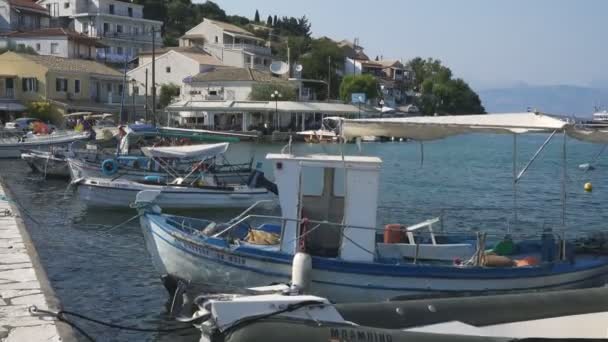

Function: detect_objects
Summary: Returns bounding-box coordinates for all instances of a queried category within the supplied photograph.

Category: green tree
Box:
[266,15,272,26]
[226,15,249,26]
[339,74,379,102]
[26,101,61,124]
[254,9,260,22]
[275,35,311,64]
[406,57,485,115]
[159,83,181,109]
[194,1,226,21]
[300,38,344,100]
[249,83,297,101]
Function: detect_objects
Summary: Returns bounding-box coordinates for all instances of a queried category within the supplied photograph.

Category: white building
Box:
[2,27,103,58]
[179,18,272,70]
[0,0,50,33]
[36,0,162,63]
[174,66,313,130]
[127,47,223,107]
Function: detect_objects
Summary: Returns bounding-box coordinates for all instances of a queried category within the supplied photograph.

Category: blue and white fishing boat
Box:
[75,143,277,209]
[67,124,253,183]
[136,112,608,303]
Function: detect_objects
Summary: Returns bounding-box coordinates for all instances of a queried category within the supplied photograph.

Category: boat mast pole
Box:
[512,133,517,232]
[561,130,567,228]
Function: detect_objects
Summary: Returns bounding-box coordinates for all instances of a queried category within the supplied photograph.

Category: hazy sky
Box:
[214,0,607,90]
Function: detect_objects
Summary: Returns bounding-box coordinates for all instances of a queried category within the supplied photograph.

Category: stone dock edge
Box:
[0,177,77,342]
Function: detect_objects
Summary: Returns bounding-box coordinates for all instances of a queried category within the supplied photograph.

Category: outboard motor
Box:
[247,170,278,195]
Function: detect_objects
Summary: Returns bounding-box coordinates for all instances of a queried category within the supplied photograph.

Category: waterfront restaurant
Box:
[165,100,362,132]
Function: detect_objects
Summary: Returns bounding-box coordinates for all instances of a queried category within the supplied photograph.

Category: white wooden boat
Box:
[21,149,70,178]
[0,130,89,158]
[135,113,608,303]
[75,143,277,209]
[67,154,252,184]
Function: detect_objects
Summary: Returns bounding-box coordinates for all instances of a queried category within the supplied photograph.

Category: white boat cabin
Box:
[266,153,381,262]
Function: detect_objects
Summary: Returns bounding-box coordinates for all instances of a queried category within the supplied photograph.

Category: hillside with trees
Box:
[136,0,484,115]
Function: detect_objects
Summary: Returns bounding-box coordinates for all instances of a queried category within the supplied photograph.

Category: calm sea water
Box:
[1,134,607,341]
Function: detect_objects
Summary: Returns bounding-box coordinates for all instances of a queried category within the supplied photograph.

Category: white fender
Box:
[291,252,312,294]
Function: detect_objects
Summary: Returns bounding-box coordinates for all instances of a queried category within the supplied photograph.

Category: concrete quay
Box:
[0,183,63,342]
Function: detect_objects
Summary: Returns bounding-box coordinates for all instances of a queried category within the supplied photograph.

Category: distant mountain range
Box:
[477,84,608,118]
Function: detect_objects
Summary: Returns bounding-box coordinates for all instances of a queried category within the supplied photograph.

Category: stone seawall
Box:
[0,182,66,342]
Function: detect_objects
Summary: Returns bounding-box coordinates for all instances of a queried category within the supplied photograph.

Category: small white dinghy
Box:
[0,130,90,158]
[74,143,277,209]
[184,285,608,342]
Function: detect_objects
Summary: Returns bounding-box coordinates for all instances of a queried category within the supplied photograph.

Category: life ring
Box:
[101,159,118,176]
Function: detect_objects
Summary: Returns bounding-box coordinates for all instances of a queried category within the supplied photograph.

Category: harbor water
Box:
[1,134,608,341]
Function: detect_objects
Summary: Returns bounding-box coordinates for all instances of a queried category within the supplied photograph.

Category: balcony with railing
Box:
[206,42,271,56]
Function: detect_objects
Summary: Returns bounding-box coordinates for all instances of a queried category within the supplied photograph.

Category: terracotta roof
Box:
[205,19,256,37]
[377,59,405,69]
[338,39,369,61]
[139,47,222,66]
[7,28,106,47]
[8,0,48,13]
[361,61,383,69]
[192,67,280,82]
[180,52,223,66]
[13,53,122,76]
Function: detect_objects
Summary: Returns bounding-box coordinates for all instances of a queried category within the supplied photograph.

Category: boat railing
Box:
[224,200,277,227]
[213,213,565,243]
[212,213,575,264]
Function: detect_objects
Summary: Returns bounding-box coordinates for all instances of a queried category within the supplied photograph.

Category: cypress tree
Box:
[254,9,260,22]
[267,15,272,26]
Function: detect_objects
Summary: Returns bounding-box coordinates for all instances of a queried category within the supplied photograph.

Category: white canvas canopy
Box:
[330,113,568,140]
[141,143,229,160]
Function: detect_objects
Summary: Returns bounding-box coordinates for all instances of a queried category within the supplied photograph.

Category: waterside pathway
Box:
[0,182,64,341]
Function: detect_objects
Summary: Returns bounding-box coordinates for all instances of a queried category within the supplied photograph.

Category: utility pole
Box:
[151,27,156,125]
[144,68,148,122]
[119,53,128,124]
[327,55,331,101]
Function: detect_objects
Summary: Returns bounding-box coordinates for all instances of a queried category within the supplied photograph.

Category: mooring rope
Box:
[29,306,193,342]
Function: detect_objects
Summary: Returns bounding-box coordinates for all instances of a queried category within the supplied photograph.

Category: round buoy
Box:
[584,182,593,192]
[101,159,118,176]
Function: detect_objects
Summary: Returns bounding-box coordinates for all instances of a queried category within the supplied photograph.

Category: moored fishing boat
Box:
[134,112,608,303]
[67,153,252,184]
[74,143,277,209]
[21,149,71,178]
[0,130,90,158]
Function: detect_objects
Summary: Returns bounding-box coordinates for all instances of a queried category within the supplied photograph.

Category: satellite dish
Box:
[270,61,289,75]
[295,64,303,72]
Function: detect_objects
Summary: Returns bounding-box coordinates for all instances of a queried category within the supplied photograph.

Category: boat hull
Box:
[21,152,70,178]
[78,179,275,209]
[142,213,608,303]
[0,133,89,158]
